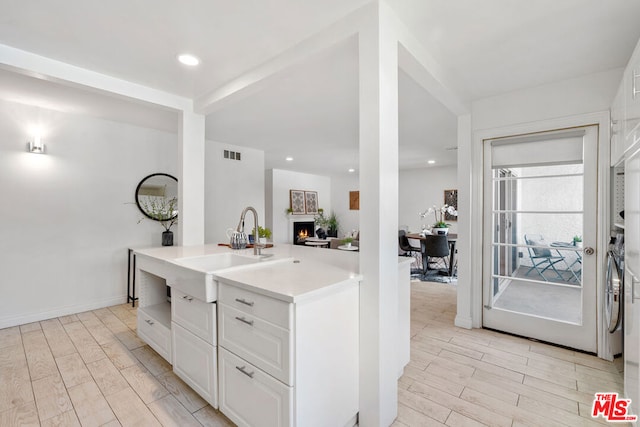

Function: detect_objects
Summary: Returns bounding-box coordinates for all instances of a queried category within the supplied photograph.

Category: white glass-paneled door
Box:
[482,126,599,353]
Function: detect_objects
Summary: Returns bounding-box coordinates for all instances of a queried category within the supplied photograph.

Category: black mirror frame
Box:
[135,173,178,221]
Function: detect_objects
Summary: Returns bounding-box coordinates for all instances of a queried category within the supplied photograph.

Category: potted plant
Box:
[285,207,293,215]
[326,211,339,237]
[252,226,272,244]
[314,211,329,228]
[420,204,457,235]
[573,235,583,247]
[138,196,178,246]
[342,236,354,248]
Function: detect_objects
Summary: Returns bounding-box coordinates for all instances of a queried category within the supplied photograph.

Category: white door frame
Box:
[482,125,598,352]
[466,111,613,358]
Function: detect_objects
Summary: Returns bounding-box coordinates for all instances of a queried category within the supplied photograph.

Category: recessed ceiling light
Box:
[348,168,355,173]
[285,156,293,161]
[177,54,200,66]
[427,160,436,164]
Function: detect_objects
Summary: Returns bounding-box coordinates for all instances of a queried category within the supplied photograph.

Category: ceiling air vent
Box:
[223,150,242,161]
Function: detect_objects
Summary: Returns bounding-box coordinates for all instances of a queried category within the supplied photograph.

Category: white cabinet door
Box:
[219,347,292,427]
[624,41,640,150]
[218,303,291,385]
[611,83,625,166]
[626,145,640,275]
[172,289,217,345]
[218,283,292,330]
[171,322,218,408]
[625,270,640,414]
[137,306,172,363]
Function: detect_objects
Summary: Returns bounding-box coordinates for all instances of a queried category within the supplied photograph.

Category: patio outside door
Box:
[482,126,598,353]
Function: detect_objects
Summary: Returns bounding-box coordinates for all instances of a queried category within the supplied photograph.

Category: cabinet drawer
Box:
[137,308,171,363]
[219,303,292,385]
[218,283,292,330]
[172,323,218,408]
[219,347,291,427]
[172,289,217,345]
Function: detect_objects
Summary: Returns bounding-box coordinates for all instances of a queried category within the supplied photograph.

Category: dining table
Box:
[407,233,458,277]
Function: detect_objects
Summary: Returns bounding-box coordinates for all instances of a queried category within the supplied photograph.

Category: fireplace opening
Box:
[293,221,315,245]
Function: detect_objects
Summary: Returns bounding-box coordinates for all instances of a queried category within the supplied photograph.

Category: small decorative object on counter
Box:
[342,236,354,248]
[227,228,248,249]
[573,235,583,247]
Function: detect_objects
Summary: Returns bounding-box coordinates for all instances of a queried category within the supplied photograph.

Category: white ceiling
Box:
[1,0,640,175]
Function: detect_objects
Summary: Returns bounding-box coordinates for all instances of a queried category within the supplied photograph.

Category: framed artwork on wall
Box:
[444,189,458,221]
[304,191,319,214]
[349,191,359,210]
[290,190,306,214]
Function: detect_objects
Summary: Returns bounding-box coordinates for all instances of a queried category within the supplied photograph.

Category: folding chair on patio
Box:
[523,234,567,282]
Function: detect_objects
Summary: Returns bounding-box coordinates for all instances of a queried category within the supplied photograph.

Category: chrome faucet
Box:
[236,206,265,256]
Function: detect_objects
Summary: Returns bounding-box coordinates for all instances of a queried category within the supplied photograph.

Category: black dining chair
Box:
[420,235,451,280]
[398,230,420,256]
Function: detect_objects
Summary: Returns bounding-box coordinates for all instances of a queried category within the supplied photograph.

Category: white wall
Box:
[266,169,331,243]
[205,141,265,244]
[471,68,622,130]
[0,100,177,328]
[330,173,360,236]
[398,165,458,233]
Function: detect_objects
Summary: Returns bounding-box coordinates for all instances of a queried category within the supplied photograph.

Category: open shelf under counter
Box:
[139,301,172,329]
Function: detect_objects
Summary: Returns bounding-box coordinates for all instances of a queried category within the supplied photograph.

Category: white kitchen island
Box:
[134,243,411,427]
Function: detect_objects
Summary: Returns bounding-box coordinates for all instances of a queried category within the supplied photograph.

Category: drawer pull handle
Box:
[236,366,254,378]
[235,316,254,326]
[235,298,254,307]
[145,319,154,325]
[182,295,193,302]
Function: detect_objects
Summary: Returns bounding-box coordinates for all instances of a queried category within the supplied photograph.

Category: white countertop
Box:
[215,258,361,303]
[134,243,409,303]
[135,243,360,303]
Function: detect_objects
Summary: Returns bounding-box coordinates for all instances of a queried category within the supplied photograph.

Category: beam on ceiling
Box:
[194,3,373,115]
[0,43,192,112]
[396,26,470,116]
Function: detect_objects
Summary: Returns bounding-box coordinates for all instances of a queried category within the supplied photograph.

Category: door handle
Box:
[584,247,595,256]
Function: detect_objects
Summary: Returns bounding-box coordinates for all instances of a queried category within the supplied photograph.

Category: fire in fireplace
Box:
[293,221,315,245]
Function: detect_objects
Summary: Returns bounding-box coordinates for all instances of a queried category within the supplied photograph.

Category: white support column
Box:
[179,110,205,246]
[455,114,474,329]
[358,2,399,426]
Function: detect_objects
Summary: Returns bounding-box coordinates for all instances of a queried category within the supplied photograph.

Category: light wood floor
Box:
[0,282,626,426]
[395,280,627,427]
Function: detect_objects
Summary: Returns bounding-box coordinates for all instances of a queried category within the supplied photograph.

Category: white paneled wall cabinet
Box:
[612,38,640,166]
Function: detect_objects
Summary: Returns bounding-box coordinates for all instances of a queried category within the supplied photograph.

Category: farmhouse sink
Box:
[172,253,261,272]
[167,253,272,302]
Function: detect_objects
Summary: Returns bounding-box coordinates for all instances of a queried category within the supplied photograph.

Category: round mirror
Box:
[135,173,178,221]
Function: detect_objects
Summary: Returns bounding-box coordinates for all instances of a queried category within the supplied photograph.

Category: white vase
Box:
[259,237,267,244]
[432,227,449,235]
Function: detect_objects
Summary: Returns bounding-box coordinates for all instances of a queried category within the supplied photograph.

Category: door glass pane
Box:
[490,164,583,325]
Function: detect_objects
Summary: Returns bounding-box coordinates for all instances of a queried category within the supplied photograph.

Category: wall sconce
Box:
[28,135,45,154]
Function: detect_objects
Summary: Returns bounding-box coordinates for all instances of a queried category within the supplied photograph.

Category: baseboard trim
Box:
[0,295,128,329]
[454,315,473,329]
